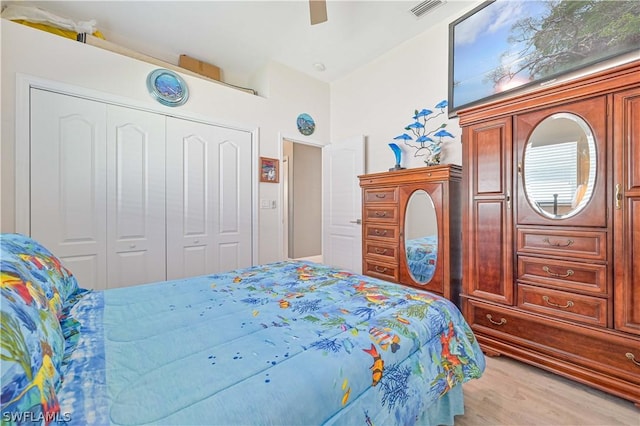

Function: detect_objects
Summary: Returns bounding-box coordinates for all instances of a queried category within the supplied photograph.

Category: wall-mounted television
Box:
[447,0,640,117]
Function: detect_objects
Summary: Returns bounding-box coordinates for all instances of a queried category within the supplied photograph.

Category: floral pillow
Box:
[0,234,84,424]
[0,234,80,319]
[1,266,65,424]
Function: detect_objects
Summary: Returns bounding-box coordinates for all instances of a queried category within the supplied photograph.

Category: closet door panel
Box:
[218,138,251,272]
[183,136,207,236]
[106,106,166,288]
[30,89,107,290]
[168,130,216,279]
[183,246,208,277]
[166,118,252,279]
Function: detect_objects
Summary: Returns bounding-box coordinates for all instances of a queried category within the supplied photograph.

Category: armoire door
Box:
[462,117,514,305]
[613,86,640,336]
[30,88,108,290]
[514,96,607,227]
[106,105,166,288]
[166,118,253,279]
[398,182,444,294]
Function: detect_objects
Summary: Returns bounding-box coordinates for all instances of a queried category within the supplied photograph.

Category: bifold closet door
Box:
[106,105,166,288]
[166,118,253,280]
[30,89,108,290]
[31,89,167,290]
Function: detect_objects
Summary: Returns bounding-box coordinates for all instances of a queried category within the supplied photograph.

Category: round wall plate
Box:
[146,69,189,107]
[297,113,315,136]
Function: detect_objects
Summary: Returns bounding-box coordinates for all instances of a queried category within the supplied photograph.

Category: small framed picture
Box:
[259,157,279,183]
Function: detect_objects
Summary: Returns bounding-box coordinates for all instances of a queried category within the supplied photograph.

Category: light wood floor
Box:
[456,355,639,425]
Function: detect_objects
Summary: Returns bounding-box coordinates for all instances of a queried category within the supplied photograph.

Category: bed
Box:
[405,235,438,283]
[1,233,485,425]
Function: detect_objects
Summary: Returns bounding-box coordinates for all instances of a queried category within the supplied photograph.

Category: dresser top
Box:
[358,164,462,186]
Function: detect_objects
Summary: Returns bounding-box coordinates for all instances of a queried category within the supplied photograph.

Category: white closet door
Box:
[166,118,253,279]
[106,106,166,288]
[30,89,108,290]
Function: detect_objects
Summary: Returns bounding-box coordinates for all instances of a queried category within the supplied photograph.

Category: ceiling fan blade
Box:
[309,0,328,25]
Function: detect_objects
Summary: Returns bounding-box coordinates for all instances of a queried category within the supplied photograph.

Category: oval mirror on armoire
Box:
[403,189,438,284]
[523,112,597,219]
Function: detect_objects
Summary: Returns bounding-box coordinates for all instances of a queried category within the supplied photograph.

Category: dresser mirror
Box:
[404,190,438,284]
[523,112,596,219]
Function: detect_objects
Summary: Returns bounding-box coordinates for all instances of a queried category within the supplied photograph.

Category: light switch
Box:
[260,199,270,209]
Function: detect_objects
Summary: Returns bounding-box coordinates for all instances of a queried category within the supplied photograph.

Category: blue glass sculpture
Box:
[388,143,406,171]
[393,100,454,166]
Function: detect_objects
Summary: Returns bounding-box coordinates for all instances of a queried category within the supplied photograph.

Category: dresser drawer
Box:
[364,206,398,223]
[517,283,608,327]
[363,259,399,282]
[364,224,399,242]
[364,241,398,262]
[517,256,607,295]
[364,188,398,204]
[517,228,607,261]
[466,299,640,385]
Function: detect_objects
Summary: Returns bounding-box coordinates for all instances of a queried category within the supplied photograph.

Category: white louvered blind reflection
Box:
[525,141,577,207]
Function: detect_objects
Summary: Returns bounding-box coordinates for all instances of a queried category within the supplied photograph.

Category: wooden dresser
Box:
[358,165,462,305]
[459,60,640,406]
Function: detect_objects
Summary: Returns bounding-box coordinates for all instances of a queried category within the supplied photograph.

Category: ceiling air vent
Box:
[409,0,445,18]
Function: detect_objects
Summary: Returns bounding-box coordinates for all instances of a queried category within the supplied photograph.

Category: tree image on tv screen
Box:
[487,0,640,87]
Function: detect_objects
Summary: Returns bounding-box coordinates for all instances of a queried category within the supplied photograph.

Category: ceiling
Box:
[4,0,477,87]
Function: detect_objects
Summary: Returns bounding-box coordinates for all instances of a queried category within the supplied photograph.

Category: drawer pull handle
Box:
[486,314,507,326]
[374,266,388,273]
[542,266,574,278]
[542,295,574,309]
[375,211,387,217]
[375,194,387,199]
[374,229,388,236]
[374,248,388,254]
[626,352,640,367]
[542,237,574,247]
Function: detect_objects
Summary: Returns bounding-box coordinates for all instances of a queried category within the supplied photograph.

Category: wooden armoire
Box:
[358,165,462,305]
[459,60,640,406]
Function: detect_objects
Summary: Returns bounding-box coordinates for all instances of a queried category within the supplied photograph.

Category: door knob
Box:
[349,219,362,224]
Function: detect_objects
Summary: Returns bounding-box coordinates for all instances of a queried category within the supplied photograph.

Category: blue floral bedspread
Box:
[406,235,438,282]
[57,261,484,425]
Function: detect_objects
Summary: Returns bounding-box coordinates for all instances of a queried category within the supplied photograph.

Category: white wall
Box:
[0,20,330,264]
[329,5,478,175]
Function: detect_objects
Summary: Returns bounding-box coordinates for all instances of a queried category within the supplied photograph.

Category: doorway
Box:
[283,139,322,262]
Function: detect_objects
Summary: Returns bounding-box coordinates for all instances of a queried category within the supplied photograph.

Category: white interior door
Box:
[322,136,365,273]
[106,105,166,288]
[30,88,108,290]
[166,118,253,279]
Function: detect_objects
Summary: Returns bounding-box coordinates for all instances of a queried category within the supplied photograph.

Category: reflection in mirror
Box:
[523,113,596,219]
[404,190,438,284]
